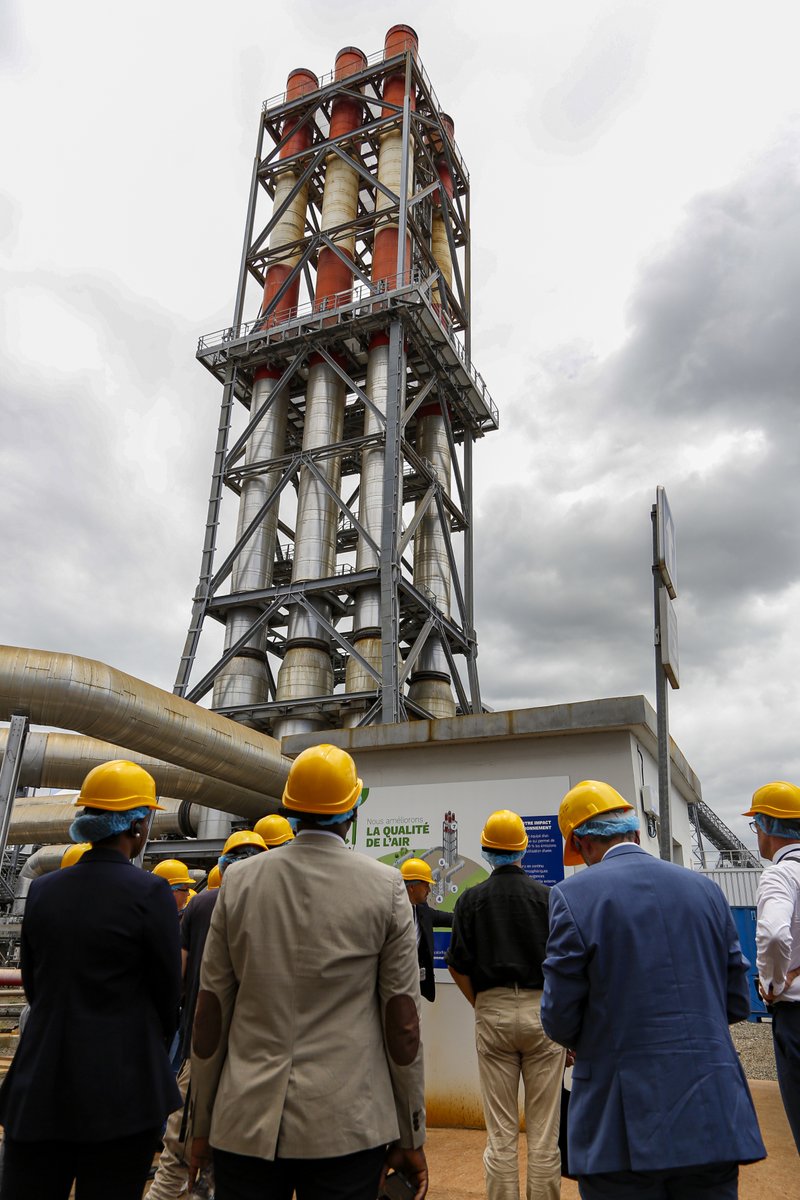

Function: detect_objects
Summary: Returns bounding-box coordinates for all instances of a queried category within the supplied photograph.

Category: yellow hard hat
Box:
[481,810,528,853]
[186,889,197,902]
[75,759,164,812]
[152,859,193,887]
[282,744,363,816]
[558,781,634,865]
[400,858,434,885]
[61,843,91,869]
[254,814,295,847]
[743,781,800,820]
[222,830,267,856]
[207,864,222,890]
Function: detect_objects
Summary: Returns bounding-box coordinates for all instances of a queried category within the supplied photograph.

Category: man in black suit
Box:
[400,858,454,1002]
[0,759,182,1200]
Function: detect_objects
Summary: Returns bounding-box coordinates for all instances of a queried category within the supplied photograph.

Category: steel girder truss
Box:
[689,801,760,869]
[175,47,498,732]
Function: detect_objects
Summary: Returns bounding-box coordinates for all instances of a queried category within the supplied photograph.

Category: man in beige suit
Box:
[189,744,428,1200]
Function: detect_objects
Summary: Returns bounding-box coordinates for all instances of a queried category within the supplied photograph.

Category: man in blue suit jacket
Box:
[541,780,765,1200]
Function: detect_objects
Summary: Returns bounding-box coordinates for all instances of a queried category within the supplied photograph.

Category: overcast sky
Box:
[2,0,799,848]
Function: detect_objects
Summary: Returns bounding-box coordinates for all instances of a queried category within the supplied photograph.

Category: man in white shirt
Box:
[744,780,800,1152]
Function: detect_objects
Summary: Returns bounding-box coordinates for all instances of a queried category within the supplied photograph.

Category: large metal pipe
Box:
[0,646,293,800]
[430,114,455,310]
[0,729,282,818]
[314,48,367,311]
[406,410,455,717]
[344,27,418,721]
[261,68,319,322]
[273,48,367,738]
[10,838,205,914]
[213,68,318,729]
[7,797,185,847]
[407,113,456,719]
[12,844,73,914]
[371,25,418,286]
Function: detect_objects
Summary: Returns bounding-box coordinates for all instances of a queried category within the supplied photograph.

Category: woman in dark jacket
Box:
[0,759,182,1200]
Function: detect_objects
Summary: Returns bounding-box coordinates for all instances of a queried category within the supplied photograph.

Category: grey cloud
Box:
[613,153,800,417]
[540,5,658,147]
[0,193,21,250]
[0,0,30,71]
[471,144,800,829]
[0,267,217,693]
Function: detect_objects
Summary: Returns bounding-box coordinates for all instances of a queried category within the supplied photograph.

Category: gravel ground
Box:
[732,1020,777,1080]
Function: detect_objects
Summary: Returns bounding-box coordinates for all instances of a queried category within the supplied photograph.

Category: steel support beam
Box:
[380,319,405,723]
[0,715,28,864]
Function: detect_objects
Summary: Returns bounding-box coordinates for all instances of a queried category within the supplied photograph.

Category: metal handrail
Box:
[261,48,468,184]
[197,272,498,428]
[262,47,385,110]
[198,269,421,349]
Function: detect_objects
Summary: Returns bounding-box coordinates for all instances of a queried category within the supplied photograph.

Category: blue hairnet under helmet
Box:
[481,848,525,869]
[572,810,641,841]
[218,845,265,873]
[305,790,368,827]
[69,805,150,845]
[753,812,800,841]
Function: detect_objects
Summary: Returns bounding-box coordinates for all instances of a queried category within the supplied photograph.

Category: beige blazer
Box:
[191,831,426,1160]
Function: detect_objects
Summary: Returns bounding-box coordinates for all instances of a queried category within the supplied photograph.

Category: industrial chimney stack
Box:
[175,26,498,737]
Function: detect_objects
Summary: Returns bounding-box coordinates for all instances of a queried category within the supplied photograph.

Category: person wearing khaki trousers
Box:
[447,811,565,1200]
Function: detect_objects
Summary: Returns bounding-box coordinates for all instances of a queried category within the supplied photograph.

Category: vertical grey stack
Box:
[175,26,498,742]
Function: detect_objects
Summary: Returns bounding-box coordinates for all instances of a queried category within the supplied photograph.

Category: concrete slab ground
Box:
[2,1063,792,1197]
[425,1081,795,1198]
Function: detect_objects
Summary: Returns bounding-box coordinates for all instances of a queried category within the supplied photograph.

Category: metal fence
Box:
[699,867,762,908]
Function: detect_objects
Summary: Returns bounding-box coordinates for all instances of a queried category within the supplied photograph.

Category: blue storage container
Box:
[731,906,768,1021]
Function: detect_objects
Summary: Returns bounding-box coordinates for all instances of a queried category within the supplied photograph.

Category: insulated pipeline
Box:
[214,67,317,720]
[0,729,282,817]
[0,646,293,800]
[344,27,418,720]
[273,48,367,737]
[408,111,457,719]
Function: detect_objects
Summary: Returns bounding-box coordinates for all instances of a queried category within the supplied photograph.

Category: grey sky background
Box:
[2,0,799,847]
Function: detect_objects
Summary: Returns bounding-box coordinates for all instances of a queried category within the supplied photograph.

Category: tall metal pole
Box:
[652,505,672,861]
[380,319,405,723]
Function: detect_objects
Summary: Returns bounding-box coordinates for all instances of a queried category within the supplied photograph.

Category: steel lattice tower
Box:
[175,26,498,737]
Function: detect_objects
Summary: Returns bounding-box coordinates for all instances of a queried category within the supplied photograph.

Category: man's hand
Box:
[188,1136,212,1189]
[380,1143,429,1200]
[758,967,800,1006]
[565,1048,576,1068]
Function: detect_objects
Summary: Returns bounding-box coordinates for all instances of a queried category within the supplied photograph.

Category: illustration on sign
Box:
[363,809,487,913]
[357,808,564,913]
[351,776,571,978]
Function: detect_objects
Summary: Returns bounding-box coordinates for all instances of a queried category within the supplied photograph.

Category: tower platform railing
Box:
[196,270,498,433]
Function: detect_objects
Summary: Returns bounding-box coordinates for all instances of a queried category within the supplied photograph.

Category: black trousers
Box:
[0,1127,160,1200]
[214,1143,386,1200]
[772,1000,800,1152]
[578,1161,739,1199]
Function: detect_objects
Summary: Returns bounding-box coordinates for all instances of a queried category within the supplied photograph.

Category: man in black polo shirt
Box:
[446,810,565,1200]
